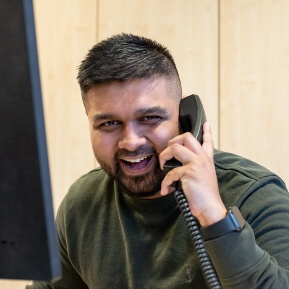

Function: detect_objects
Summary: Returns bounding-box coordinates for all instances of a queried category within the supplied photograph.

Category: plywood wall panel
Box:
[32,0,98,210]
[220,0,289,185]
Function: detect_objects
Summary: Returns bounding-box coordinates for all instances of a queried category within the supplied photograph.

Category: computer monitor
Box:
[0,0,61,281]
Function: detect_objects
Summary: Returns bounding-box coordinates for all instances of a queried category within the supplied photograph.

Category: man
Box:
[27,33,289,288]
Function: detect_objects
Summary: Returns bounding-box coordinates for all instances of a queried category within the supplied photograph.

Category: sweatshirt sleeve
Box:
[204,177,289,289]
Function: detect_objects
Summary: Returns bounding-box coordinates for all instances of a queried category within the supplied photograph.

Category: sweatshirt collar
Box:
[121,190,177,212]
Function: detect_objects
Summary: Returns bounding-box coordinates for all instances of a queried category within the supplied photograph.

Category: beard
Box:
[97,146,165,198]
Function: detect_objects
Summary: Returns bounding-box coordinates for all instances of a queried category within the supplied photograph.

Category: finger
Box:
[167,131,200,145]
[202,122,214,158]
[167,132,202,153]
[160,166,186,196]
[159,143,195,170]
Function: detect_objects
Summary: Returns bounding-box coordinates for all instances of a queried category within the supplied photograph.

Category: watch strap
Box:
[200,206,246,241]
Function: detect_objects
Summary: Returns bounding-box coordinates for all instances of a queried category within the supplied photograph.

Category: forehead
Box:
[85,77,179,113]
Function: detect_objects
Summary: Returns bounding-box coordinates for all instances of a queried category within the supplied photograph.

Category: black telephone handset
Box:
[163,94,207,174]
[164,95,222,289]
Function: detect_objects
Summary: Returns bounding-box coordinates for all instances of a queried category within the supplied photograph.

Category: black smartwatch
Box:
[200,206,246,241]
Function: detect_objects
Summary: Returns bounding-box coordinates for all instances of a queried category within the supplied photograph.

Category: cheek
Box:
[90,132,115,162]
[153,123,179,154]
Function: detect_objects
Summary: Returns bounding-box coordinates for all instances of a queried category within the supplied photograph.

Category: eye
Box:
[140,115,162,124]
[102,120,120,126]
[98,120,121,131]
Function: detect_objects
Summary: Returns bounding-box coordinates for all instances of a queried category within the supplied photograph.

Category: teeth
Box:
[124,156,149,163]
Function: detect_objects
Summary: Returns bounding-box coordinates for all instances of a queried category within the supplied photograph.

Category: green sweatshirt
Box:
[26,150,289,288]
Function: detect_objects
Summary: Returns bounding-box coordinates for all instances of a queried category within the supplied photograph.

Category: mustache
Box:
[116,146,157,159]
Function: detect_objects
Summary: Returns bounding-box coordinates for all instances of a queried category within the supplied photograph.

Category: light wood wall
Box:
[2,0,288,288]
[220,0,289,185]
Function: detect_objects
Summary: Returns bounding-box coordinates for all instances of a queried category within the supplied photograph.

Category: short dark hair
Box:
[77,33,182,99]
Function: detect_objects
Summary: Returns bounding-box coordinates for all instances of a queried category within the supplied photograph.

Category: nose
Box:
[118,124,146,151]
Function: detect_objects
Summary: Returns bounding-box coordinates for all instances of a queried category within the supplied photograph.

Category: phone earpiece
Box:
[163,94,206,174]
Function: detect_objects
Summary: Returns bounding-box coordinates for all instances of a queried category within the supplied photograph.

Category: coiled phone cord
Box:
[174,188,222,289]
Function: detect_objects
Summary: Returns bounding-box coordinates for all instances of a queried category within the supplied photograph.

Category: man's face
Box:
[85,77,180,198]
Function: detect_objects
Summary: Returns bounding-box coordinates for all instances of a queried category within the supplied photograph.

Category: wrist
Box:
[200,206,246,241]
[197,206,227,228]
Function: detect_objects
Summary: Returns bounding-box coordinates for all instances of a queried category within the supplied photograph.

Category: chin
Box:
[115,170,164,198]
[98,155,164,198]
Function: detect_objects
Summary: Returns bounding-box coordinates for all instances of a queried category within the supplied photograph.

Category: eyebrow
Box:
[135,106,169,116]
[92,113,118,123]
[92,106,169,123]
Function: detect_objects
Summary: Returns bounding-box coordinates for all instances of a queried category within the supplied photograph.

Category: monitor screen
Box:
[0,0,61,281]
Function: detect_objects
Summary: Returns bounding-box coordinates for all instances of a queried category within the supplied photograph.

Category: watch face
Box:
[230,206,246,231]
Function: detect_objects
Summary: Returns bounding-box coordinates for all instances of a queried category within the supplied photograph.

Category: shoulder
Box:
[214,149,284,183]
[56,167,115,220]
[214,149,288,206]
[68,167,113,198]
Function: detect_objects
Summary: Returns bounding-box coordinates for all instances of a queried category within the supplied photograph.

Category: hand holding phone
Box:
[160,94,223,288]
[160,94,225,226]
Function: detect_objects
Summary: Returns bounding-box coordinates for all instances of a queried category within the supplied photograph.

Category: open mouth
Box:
[120,155,153,170]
